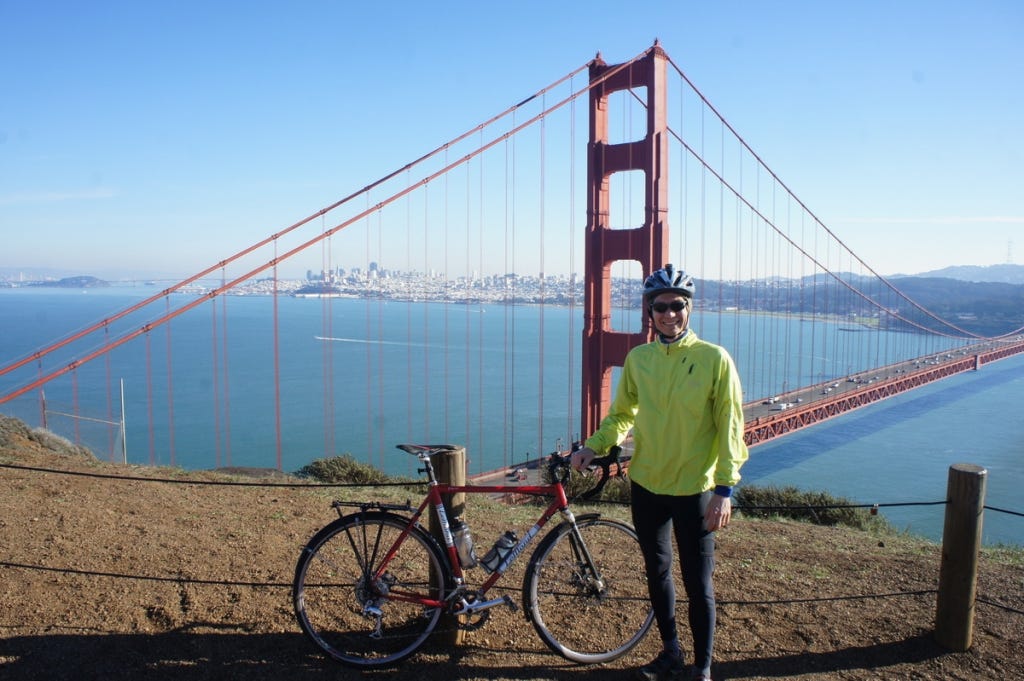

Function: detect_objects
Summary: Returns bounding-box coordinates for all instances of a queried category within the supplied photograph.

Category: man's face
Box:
[650,292,690,337]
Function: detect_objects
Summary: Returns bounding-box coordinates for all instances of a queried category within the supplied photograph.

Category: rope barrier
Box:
[0,561,941,606]
[0,462,424,488]
[4,558,1019,616]
[985,504,1024,518]
[719,590,936,606]
[0,561,291,588]
[733,500,949,512]
[976,596,1024,616]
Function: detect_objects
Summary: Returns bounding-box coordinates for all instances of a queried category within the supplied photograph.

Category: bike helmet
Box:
[643,263,695,302]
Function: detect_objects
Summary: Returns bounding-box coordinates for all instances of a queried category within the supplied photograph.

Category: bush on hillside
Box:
[0,415,95,460]
[546,465,891,533]
[734,484,893,532]
[296,454,416,485]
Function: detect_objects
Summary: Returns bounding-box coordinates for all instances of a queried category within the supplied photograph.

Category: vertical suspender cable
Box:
[104,325,114,461]
[795,211,806,394]
[510,114,520,467]
[477,132,486,472]
[808,213,818,390]
[464,153,474,474]
[537,96,547,459]
[678,78,687,289]
[567,89,577,444]
[364,199,375,464]
[423,188,431,442]
[443,148,451,444]
[37,362,45,428]
[103,325,115,461]
[211,295,221,468]
[319,216,332,460]
[272,246,282,471]
[503,133,512,470]
[324,219,336,460]
[221,273,231,467]
[376,209,385,470]
[145,331,155,465]
[716,117,725,341]
[405,169,415,477]
[72,370,80,445]
[165,297,176,467]
[698,106,707,337]
[772,187,782,394]
[782,198,794,395]
[755,188,762,395]
[733,145,743,363]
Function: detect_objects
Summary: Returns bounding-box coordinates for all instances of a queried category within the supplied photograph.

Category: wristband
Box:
[714,485,733,498]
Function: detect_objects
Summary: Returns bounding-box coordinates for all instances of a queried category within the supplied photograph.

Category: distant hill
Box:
[700,270,1024,336]
[907,264,1024,284]
[27,275,109,289]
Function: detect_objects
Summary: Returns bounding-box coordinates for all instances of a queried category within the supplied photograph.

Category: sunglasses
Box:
[651,300,688,314]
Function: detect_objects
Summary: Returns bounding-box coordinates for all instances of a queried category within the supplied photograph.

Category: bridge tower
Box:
[581,43,670,437]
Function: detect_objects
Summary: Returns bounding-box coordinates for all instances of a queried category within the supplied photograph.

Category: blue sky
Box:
[2,0,1022,281]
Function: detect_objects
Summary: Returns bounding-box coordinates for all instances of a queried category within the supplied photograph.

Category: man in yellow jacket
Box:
[572,264,748,681]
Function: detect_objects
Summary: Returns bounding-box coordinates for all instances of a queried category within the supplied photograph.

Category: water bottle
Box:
[480,530,518,573]
[450,518,478,569]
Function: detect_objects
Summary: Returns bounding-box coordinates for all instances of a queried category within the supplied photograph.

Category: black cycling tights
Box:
[630,481,716,672]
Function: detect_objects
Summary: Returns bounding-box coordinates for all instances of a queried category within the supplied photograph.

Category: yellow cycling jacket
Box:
[584,330,749,496]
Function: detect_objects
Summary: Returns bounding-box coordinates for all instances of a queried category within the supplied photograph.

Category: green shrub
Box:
[553,471,892,533]
[734,484,892,532]
[296,454,416,485]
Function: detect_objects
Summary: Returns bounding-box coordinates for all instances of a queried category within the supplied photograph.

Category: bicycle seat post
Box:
[419,451,439,485]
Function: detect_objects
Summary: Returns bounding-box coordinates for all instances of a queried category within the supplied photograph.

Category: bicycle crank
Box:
[454,593,518,630]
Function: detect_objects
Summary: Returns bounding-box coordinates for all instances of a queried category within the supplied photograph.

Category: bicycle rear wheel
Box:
[293,511,448,668]
[523,515,653,663]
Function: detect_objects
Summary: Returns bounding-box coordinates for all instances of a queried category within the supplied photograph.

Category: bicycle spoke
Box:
[524,517,653,663]
[294,513,446,667]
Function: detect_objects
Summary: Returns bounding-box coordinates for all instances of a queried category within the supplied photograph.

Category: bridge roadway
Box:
[742,337,1024,447]
[470,337,1024,487]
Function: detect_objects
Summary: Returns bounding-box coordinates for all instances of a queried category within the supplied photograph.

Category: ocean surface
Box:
[1,286,1021,546]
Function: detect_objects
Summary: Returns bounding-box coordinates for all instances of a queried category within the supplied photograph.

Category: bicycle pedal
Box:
[502,595,518,612]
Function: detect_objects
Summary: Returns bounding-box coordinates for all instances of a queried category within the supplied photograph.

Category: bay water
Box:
[1,286,1020,546]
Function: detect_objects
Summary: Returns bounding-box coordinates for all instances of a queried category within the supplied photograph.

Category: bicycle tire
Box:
[293,511,449,668]
[523,514,654,663]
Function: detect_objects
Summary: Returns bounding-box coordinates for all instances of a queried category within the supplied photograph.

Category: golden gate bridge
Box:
[2,43,1022,475]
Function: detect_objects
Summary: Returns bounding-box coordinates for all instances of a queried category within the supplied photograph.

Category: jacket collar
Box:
[656,329,696,352]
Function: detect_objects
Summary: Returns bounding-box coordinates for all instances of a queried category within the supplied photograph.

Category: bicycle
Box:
[293,443,654,668]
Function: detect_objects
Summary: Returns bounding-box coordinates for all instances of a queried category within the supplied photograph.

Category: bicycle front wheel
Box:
[523,515,653,663]
[293,511,448,668]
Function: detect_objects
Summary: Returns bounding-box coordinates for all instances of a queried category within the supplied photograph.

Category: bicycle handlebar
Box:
[396,442,624,502]
[548,444,623,501]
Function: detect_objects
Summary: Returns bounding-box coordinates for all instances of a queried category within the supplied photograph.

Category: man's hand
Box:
[704,493,732,532]
[570,446,597,472]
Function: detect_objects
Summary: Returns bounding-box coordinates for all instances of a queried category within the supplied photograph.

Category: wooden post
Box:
[430,445,467,518]
[428,445,467,646]
[934,462,987,651]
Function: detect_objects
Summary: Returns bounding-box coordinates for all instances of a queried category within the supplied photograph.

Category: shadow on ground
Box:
[0,629,950,681]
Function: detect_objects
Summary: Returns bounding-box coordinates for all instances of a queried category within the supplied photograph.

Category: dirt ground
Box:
[1,415,1022,681]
